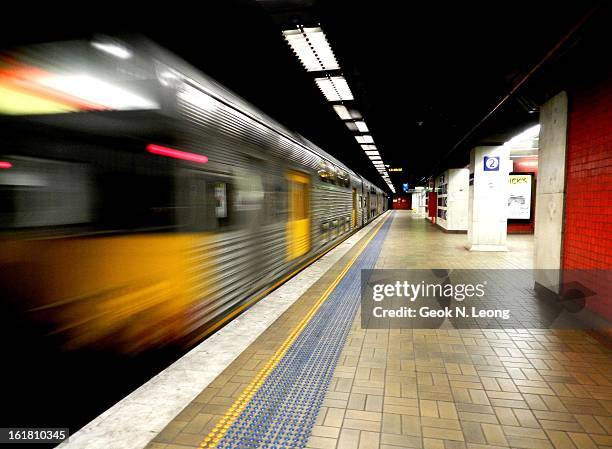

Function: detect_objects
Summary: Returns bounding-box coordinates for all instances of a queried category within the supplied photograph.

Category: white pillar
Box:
[534,92,568,293]
[466,145,511,251]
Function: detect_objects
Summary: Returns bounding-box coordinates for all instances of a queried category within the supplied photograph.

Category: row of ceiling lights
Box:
[282,26,395,193]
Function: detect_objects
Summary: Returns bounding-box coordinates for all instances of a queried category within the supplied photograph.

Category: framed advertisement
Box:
[507,173,533,220]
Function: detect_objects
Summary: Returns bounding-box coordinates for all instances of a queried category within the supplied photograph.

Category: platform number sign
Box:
[483,156,500,171]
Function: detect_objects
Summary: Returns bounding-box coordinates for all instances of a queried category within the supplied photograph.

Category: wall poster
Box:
[507,174,532,219]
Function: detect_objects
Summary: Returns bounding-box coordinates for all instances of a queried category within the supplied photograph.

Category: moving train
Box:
[0,36,387,352]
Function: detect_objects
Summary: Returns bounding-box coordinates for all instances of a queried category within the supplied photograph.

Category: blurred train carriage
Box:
[0,36,387,352]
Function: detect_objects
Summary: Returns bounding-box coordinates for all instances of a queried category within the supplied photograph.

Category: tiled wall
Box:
[563,75,612,319]
[563,76,612,269]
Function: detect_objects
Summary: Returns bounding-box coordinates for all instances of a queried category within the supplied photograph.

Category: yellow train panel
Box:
[0,233,214,353]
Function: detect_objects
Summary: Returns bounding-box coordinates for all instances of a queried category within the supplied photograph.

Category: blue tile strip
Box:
[217,214,393,449]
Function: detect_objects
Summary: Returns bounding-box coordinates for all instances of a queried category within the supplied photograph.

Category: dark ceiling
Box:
[0,1,609,191]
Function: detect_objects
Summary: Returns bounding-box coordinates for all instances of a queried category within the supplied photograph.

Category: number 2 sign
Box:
[483,156,500,171]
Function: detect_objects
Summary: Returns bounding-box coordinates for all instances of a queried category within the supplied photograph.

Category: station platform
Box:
[65,211,612,449]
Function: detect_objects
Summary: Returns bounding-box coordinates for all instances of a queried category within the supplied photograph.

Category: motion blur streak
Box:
[0,36,386,355]
[0,235,213,352]
[146,144,209,163]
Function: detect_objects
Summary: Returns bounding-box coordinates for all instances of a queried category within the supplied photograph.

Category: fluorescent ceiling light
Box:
[37,75,157,110]
[334,105,362,120]
[361,144,377,151]
[333,104,351,120]
[345,122,358,132]
[369,155,382,160]
[355,135,374,144]
[364,150,379,156]
[355,121,368,132]
[282,27,339,72]
[315,76,354,101]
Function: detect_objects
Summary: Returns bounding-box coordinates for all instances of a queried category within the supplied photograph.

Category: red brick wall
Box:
[563,75,612,319]
[563,77,612,269]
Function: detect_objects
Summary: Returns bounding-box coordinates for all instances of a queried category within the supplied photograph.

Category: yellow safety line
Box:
[187,212,389,346]
[198,212,390,448]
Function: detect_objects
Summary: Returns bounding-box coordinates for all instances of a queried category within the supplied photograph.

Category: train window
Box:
[176,170,209,231]
[214,182,227,218]
[318,161,343,185]
[234,169,264,212]
[336,170,350,188]
[0,157,92,229]
[267,178,288,222]
[211,180,233,230]
[99,171,175,231]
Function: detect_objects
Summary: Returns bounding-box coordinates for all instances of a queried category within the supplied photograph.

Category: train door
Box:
[286,170,310,260]
[352,187,357,229]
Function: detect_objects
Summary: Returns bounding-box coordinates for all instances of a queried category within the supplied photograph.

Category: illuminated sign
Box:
[389,168,403,172]
[508,174,532,219]
[402,183,409,192]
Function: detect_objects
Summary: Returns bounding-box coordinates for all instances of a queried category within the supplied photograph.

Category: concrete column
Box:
[417,191,427,216]
[466,145,511,251]
[534,91,568,293]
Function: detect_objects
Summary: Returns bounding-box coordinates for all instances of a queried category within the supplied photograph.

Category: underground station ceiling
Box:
[0,0,608,191]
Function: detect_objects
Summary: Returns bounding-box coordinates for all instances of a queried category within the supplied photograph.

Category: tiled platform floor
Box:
[150,211,612,449]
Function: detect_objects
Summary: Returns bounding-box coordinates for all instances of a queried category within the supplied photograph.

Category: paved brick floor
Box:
[149,211,612,449]
[309,212,612,449]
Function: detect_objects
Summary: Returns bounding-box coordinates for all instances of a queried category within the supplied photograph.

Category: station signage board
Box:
[483,156,500,171]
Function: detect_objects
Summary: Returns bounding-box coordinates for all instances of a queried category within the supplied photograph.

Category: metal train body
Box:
[0,37,387,352]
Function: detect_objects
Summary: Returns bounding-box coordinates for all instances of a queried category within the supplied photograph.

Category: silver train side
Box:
[0,37,387,352]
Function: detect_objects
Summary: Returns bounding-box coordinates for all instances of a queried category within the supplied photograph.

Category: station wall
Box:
[563,75,612,270]
[562,74,612,319]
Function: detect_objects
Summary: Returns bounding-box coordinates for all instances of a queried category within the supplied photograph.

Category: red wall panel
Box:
[392,195,412,210]
[563,75,612,320]
[428,192,437,220]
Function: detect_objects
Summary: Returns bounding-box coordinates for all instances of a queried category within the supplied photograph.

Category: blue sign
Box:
[483,156,500,171]
[402,183,409,192]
